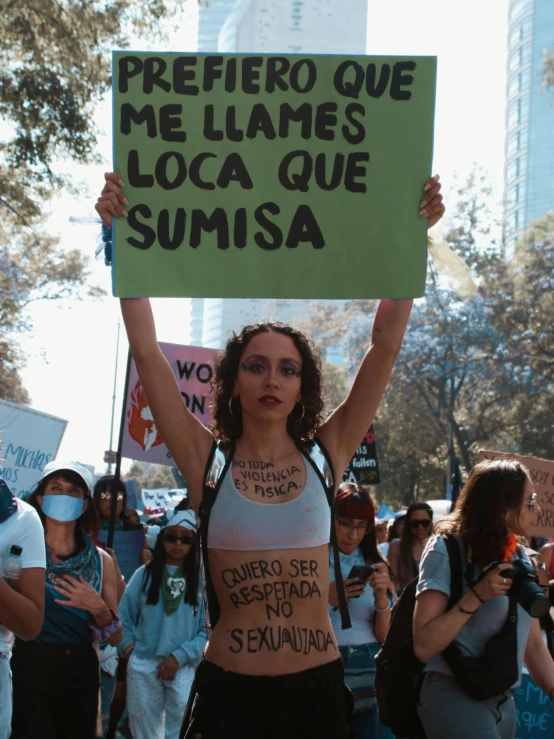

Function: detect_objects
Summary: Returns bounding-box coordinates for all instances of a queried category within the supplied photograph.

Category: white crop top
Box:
[207,456,331,551]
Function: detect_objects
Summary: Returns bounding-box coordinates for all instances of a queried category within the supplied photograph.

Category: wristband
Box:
[470,586,485,604]
[89,608,120,641]
[456,602,478,616]
[375,601,391,612]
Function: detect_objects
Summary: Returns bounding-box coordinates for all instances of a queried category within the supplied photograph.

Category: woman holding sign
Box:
[96,171,444,739]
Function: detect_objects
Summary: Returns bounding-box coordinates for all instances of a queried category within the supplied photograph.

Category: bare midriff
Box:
[205,543,338,675]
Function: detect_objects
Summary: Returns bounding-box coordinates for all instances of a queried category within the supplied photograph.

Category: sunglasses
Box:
[163,534,195,545]
[100,492,124,501]
[410,519,432,530]
[524,492,538,512]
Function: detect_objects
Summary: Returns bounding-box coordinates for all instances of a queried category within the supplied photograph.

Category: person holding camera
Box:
[413,458,554,739]
[328,484,395,739]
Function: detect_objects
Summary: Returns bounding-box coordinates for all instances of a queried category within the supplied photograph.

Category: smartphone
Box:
[347,565,375,582]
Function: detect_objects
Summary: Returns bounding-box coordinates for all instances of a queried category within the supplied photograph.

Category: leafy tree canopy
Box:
[124,461,178,499]
[299,172,554,507]
[0,0,194,403]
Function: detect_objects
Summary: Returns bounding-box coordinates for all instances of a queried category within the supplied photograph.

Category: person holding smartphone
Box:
[328,483,395,739]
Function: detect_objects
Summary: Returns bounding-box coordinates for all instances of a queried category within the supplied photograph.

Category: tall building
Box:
[504,0,554,257]
[190,0,369,350]
[198,0,237,52]
[220,0,368,54]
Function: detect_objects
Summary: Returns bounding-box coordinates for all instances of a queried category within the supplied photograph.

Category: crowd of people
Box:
[1,459,554,739]
[1,169,553,739]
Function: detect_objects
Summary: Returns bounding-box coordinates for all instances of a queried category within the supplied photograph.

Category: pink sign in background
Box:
[121,342,217,465]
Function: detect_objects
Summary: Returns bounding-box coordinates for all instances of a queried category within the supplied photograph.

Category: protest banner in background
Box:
[515,673,553,738]
[479,450,554,538]
[342,426,381,485]
[142,488,188,517]
[0,399,68,498]
[121,342,216,464]
[112,52,437,299]
[342,426,380,485]
[98,530,145,582]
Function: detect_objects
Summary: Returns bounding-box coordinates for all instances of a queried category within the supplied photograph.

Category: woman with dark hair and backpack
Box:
[413,459,554,739]
[388,501,433,591]
[95,171,445,739]
[118,508,206,739]
[329,483,394,739]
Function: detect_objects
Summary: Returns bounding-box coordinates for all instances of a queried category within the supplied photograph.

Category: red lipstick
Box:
[258,395,282,406]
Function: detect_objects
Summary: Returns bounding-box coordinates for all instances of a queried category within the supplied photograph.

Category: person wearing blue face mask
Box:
[0,477,46,739]
[11,461,123,739]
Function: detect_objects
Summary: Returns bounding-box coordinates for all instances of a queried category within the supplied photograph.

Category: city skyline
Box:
[192,0,367,353]
[12,0,512,474]
[503,0,554,257]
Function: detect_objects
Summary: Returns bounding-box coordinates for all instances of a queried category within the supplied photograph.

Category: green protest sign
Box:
[112,52,437,299]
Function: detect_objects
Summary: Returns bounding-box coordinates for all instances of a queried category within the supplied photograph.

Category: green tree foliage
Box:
[124,461,177,499]
[322,361,350,416]
[299,173,554,507]
[489,212,554,460]
[0,0,193,402]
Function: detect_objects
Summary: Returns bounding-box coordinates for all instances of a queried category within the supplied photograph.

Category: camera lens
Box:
[509,560,550,619]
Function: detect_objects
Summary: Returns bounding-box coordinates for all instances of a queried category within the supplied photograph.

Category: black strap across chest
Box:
[197,438,352,631]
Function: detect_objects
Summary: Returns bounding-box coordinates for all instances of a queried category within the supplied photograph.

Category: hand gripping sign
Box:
[112,52,437,299]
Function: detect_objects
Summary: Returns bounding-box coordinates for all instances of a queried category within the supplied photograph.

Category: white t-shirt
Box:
[0,498,46,657]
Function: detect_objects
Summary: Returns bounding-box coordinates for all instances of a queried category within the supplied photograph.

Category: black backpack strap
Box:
[198,439,235,630]
[303,437,352,630]
[443,533,464,609]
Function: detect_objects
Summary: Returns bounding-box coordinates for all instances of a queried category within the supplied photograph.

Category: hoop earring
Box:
[291,401,305,423]
[228,396,240,416]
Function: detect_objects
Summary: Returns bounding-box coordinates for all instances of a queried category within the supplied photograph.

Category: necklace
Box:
[48,543,76,561]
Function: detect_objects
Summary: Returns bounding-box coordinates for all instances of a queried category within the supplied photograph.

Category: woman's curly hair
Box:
[211,322,324,443]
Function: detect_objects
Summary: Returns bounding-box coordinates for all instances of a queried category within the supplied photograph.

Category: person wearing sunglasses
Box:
[92,475,151,737]
[93,475,150,559]
[328,484,395,739]
[388,501,433,591]
[118,509,207,739]
[413,459,554,739]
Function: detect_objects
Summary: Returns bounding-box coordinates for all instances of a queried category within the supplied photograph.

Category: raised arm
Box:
[95,173,214,511]
[318,175,444,478]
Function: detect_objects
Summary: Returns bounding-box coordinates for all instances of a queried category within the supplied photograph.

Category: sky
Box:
[15,0,509,475]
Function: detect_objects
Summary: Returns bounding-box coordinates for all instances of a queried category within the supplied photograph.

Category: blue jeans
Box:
[100,669,117,737]
[339,644,394,739]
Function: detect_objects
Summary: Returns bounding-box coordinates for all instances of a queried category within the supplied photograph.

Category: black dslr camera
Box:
[502,559,550,619]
